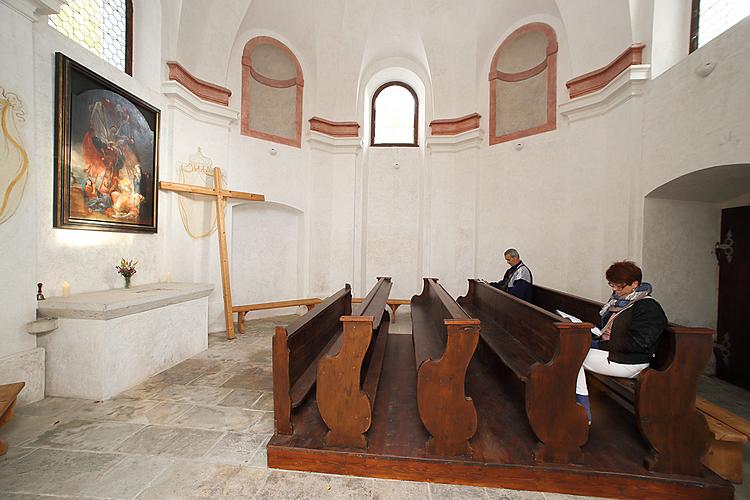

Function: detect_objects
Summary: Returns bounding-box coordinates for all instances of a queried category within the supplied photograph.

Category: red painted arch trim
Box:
[489,23,557,146]
[429,113,481,136]
[241,36,304,148]
[309,117,360,137]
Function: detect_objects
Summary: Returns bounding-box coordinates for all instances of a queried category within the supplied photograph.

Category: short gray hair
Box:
[504,248,519,259]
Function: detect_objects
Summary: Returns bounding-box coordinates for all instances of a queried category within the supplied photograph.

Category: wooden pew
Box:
[458,279,592,464]
[531,284,713,476]
[352,297,410,322]
[411,278,480,457]
[234,298,322,334]
[272,285,351,434]
[696,396,750,483]
[317,277,393,448]
[0,382,25,455]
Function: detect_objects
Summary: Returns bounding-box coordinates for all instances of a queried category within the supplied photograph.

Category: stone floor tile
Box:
[0,414,65,448]
[250,391,274,410]
[171,405,264,433]
[430,482,489,499]
[218,388,264,408]
[371,478,430,499]
[135,460,268,499]
[114,378,172,400]
[140,401,195,424]
[0,446,36,464]
[255,469,374,499]
[0,448,122,496]
[486,487,545,499]
[248,411,274,433]
[80,455,173,498]
[221,373,273,391]
[245,443,268,468]
[202,431,267,465]
[188,368,237,387]
[25,419,144,452]
[62,398,160,423]
[115,424,224,458]
[152,384,232,405]
[15,397,89,418]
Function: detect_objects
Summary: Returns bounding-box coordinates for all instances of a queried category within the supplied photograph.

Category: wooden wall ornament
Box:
[0,87,28,225]
[166,61,232,106]
[429,113,481,136]
[565,44,645,99]
[160,167,264,339]
[489,23,557,145]
[241,37,304,148]
[176,148,224,239]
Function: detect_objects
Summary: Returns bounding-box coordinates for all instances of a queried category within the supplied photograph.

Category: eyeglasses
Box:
[607,282,627,290]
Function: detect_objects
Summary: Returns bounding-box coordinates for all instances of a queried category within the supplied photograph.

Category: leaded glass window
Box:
[49,0,132,75]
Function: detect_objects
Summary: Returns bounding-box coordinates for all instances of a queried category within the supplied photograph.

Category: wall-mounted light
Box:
[514,142,524,151]
[695,61,716,78]
[269,148,278,156]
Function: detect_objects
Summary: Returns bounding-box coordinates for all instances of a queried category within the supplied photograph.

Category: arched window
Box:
[489,23,557,145]
[690,0,750,52]
[49,0,133,75]
[241,36,304,148]
[371,82,418,147]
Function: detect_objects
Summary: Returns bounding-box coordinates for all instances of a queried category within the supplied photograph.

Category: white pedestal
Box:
[36,283,214,400]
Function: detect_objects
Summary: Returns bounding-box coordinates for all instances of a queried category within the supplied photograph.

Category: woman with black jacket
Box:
[575,261,668,423]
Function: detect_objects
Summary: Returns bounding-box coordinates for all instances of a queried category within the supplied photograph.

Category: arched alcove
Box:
[642,164,750,335]
[230,201,305,308]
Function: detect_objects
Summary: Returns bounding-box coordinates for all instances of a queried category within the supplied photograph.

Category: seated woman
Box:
[576,261,668,423]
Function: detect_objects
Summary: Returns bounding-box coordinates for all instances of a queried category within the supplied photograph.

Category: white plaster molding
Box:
[161,80,239,128]
[306,130,362,155]
[425,128,485,154]
[559,65,651,123]
[0,0,63,22]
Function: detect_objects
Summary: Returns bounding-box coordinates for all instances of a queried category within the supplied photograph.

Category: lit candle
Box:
[62,281,70,297]
[165,272,172,283]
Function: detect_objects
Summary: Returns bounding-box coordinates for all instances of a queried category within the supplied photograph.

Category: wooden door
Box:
[715,205,750,389]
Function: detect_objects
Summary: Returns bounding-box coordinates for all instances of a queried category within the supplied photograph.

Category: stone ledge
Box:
[37,282,214,320]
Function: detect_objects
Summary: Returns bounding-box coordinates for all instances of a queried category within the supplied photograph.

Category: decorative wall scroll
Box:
[0,87,28,224]
[177,148,225,238]
[54,53,160,232]
[489,23,557,145]
[241,36,304,148]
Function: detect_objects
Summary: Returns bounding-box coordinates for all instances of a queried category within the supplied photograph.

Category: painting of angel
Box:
[54,53,159,232]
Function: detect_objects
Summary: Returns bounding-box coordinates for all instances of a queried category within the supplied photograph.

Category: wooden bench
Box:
[458,279,592,464]
[411,278,480,457]
[352,297,409,322]
[317,277,393,448]
[0,382,25,455]
[272,286,351,434]
[696,396,750,483]
[531,284,713,476]
[235,298,322,334]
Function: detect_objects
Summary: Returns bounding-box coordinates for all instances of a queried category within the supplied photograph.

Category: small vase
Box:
[124,276,131,289]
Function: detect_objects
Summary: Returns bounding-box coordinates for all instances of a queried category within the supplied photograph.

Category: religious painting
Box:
[54,53,159,232]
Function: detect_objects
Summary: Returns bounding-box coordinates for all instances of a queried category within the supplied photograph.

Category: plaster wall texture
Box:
[38,296,209,400]
[0,348,45,406]
[0,4,38,359]
[642,198,720,328]
[32,25,167,298]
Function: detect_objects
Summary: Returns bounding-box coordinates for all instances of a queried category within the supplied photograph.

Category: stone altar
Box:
[36,282,214,400]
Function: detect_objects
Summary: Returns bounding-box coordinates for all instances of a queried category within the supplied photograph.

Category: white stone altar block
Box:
[37,283,214,400]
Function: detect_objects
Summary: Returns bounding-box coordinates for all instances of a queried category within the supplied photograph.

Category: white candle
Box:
[165,272,172,283]
[62,281,70,297]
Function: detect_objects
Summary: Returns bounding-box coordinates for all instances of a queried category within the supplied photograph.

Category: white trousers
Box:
[576,348,649,395]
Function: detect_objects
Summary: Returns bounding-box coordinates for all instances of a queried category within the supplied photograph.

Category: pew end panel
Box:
[272,326,293,434]
[417,319,480,457]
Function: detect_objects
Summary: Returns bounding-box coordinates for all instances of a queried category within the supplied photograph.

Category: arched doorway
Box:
[643,163,750,387]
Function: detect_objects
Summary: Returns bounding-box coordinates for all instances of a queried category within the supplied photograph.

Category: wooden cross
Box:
[160,167,264,340]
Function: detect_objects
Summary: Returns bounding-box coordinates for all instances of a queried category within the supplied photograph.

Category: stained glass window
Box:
[49,0,132,74]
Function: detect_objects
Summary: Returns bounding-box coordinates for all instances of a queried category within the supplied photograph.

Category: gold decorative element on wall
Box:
[0,87,28,224]
[177,148,225,238]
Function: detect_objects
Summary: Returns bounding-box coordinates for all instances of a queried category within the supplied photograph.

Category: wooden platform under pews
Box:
[268,333,733,499]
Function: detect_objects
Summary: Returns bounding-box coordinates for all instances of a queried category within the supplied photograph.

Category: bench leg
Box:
[0,400,17,456]
[388,304,400,322]
[237,312,246,334]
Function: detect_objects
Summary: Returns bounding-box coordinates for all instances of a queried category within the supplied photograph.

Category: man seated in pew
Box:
[575,261,667,423]
[489,248,533,301]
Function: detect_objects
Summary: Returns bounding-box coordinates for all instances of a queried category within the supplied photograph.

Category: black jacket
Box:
[598,298,668,365]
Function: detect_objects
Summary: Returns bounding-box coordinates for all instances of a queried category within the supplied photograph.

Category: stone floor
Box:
[0,310,747,499]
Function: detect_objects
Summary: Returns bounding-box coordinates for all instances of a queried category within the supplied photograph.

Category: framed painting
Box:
[54,52,160,233]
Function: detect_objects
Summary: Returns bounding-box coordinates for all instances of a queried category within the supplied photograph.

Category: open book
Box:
[556,310,602,337]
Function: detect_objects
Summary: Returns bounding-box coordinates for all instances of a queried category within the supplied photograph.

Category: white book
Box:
[555,309,602,336]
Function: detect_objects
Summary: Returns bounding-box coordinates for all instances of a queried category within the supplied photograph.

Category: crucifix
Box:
[160,167,264,340]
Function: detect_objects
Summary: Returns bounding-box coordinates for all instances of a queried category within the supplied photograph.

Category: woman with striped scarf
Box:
[575,261,668,423]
